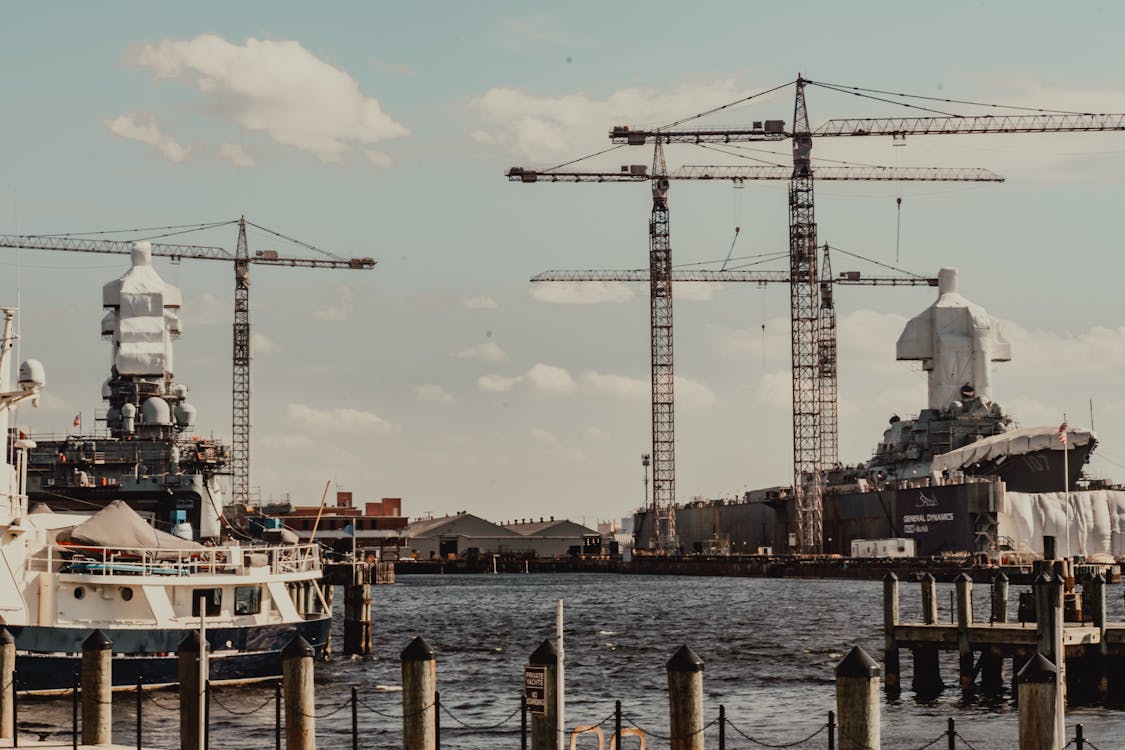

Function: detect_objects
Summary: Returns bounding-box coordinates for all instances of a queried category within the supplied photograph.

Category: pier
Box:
[883,547,1125,702]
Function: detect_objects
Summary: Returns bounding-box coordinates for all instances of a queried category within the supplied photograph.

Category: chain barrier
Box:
[358,698,435,721]
[1083,738,1103,750]
[620,711,717,742]
[439,701,522,731]
[1060,740,1075,750]
[724,717,827,748]
[209,690,276,717]
[142,690,181,712]
[297,696,354,720]
[953,731,983,750]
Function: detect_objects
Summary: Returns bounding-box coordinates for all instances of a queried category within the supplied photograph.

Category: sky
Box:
[3,2,1125,526]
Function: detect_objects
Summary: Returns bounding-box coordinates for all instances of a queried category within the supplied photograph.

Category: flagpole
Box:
[1061,415,1069,561]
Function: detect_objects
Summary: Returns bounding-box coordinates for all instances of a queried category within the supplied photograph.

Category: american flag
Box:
[1058,421,1068,445]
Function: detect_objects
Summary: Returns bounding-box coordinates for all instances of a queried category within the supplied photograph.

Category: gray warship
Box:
[25,242,227,539]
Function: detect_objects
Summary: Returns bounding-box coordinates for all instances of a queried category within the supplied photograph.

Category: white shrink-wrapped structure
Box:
[101,242,182,378]
[897,267,1011,410]
[999,490,1125,561]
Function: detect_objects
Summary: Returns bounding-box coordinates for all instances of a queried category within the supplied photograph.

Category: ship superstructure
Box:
[26,242,228,538]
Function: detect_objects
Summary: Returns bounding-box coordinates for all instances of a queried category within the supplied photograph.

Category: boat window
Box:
[234,586,262,615]
[191,588,222,617]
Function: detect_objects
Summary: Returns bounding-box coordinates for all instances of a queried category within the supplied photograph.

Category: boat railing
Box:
[30,542,321,578]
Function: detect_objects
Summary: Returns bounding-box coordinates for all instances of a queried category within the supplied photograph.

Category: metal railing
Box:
[30,542,320,578]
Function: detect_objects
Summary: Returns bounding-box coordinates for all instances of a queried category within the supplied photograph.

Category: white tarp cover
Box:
[897,267,1011,410]
[999,490,1125,560]
[57,499,202,556]
[931,425,1095,475]
[101,242,181,377]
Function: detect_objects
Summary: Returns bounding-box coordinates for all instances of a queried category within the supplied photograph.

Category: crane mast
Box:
[818,243,838,470]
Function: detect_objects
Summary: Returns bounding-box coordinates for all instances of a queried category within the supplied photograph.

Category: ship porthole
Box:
[73,587,85,600]
[120,587,134,602]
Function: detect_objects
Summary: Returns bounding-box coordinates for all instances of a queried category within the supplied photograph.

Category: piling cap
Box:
[1052,574,1066,587]
[283,635,314,659]
[954,572,972,584]
[1017,652,1057,684]
[401,636,436,662]
[883,572,898,583]
[1090,573,1105,585]
[836,646,881,678]
[921,572,935,583]
[83,629,112,651]
[0,628,13,646]
[992,571,1008,583]
[177,630,204,653]
[666,645,704,673]
[1033,572,1051,587]
[529,639,558,666]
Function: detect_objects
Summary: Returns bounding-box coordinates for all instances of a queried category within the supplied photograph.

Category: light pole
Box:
[642,453,654,550]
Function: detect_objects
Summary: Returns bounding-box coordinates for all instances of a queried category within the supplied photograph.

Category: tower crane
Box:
[531,244,936,552]
[509,152,999,553]
[0,216,376,507]
[608,76,1125,552]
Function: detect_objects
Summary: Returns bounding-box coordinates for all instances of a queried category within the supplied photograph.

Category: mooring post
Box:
[0,628,14,740]
[1085,573,1107,701]
[1018,653,1060,750]
[178,631,204,750]
[955,573,974,694]
[835,646,880,750]
[912,573,942,696]
[322,583,334,659]
[1048,574,1066,711]
[343,565,372,656]
[882,573,900,694]
[402,636,437,750]
[81,630,113,746]
[528,639,558,750]
[981,572,1009,694]
[666,645,704,750]
[283,635,316,750]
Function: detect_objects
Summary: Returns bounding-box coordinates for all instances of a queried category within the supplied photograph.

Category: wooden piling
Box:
[955,573,974,694]
[1018,653,1060,750]
[322,583,334,658]
[283,635,316,750]
[981,572,1009,694]
[912,573,942,696]
[178,631,205,750]
[882,573,899,693]
[402,636,437,750]
[666,645,704,750]
[0,628,13,740]
[835,646,880,750]
[528,640,558,750]
[343,566,371,656]
[81,630,113,746]
[1086,573,1107,701]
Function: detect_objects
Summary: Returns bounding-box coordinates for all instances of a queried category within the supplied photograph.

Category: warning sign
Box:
[524,665,546,715]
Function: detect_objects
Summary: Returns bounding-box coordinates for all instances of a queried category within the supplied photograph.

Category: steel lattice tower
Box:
[788,78,822,552]
[649,141,678,553]
[232,217,251,508]
[818,244,839,470]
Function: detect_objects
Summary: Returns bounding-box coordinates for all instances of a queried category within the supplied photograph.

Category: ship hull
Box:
[966,443,1094,493]
[9,617,331,693]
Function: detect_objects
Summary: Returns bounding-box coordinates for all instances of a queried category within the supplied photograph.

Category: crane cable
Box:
[806,80,1097,117]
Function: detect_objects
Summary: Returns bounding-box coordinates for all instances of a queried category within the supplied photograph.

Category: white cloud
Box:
[218,142,255,167]
[530,427,558,445]
[464,296,499,310]
[530,282,636,305]
[673,284,720,302]
[581,371,647,401]
[124,34,409,163]
[285,403,399,435]
[477,363,576,395]
[450,340,509,363]
[314,285,355,322]
[363,150,394,170]
[526,363,576,394]
[469,79,748,161]
[415,384,455,404]
[585,426,610,441]
[251,332,281,354]
[104,114,190,163]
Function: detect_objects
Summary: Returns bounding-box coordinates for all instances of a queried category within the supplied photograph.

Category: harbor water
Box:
[19,572,1125,748]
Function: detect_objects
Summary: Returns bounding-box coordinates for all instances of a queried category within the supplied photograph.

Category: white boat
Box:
[0,307,330,693]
